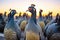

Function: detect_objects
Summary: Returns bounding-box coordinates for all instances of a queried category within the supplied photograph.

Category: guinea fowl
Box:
[3,12,7,22]
[25,4,46,40]
[17,13,27,27]
[0,13,5,33]
[17,12,28,31]
[44,19,55,36]
[38,9,45,32]
[44,15,60,40]
[38,9,43,21]
[4,10,21,40]
[44,13,60,36]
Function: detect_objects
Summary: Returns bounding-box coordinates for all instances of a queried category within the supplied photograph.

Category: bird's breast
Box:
[4,28,17,40]
[26,31,40,40]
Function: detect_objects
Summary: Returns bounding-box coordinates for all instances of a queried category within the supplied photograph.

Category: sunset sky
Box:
[0,0,60,16]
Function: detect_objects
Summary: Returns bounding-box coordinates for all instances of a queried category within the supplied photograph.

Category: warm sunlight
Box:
[0,0,60,16]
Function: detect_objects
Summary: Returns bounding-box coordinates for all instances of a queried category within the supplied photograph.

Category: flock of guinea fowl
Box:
[0,4,60,40]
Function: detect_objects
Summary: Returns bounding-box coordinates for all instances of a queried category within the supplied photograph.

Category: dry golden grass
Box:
[4,28,17,40]
[26,31,40,40]
[20,20,27,31]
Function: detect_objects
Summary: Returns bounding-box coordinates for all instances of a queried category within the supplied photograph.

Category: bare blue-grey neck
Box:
[29,7,36,24]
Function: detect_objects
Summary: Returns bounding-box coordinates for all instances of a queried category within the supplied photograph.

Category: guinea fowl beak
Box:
[28,8,32,10]
[26,8,32,13]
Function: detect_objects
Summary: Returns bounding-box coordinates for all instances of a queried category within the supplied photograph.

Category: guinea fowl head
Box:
[28,7,34,14]
[39,9,43,16]
[28,4,36,15]
[39,9,43,13]
[8,10,16,21]
[10,10,16,16]
[23,13,26,17]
